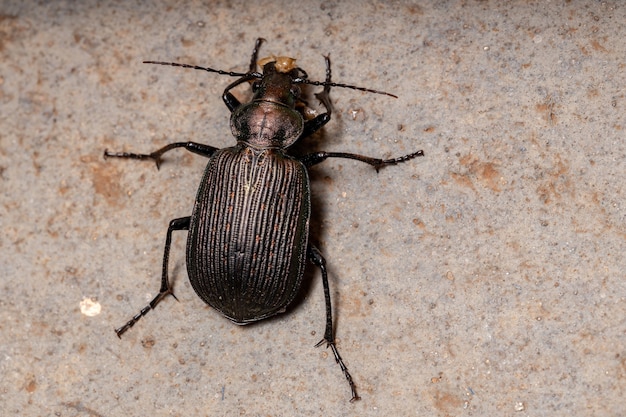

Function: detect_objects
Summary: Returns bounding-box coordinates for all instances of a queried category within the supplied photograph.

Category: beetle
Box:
[105,38,424,401]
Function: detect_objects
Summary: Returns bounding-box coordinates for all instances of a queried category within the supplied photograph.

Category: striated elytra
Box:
[105,38,423,402]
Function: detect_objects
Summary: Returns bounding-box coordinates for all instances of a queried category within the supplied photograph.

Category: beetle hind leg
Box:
[308,245,360,402]
[115,217,190,337]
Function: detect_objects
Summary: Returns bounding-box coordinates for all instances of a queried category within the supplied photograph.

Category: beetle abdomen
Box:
[187,145,310,323]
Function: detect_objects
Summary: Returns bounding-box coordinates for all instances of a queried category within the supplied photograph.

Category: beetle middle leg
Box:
[115,216,190,337]
[308,245,360,402]
[104,142,219,169]
[301,149,424,172]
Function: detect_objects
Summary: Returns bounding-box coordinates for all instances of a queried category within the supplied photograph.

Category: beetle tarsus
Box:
[373,149,426,172]
[315,338,361,402]
[114,288,176,338]
[103,148,163,169]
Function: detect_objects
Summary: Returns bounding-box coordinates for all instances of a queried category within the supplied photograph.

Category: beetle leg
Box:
[248,37,265,73]
[221,73,260,112]
[315,54,333,113]
[300,149,424,172]
[221,38,266,112]
[300,55,333,139]
[308,245,360,402]
[115,216,190,337]
[104,142,219,169]
[300,110,331,140]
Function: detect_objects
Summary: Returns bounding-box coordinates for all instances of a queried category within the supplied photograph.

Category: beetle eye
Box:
[252,81,261,92]
[290,86,301,99]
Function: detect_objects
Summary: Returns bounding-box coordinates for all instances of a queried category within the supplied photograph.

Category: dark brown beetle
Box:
[105,39,423,401]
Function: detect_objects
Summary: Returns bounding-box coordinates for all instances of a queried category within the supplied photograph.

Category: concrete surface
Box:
[1,1,625,416]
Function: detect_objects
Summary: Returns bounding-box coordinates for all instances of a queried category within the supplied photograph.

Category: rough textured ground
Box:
[1,1,624,416]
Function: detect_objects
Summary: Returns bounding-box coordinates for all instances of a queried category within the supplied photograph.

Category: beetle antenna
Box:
[142,61,396,98]
[143,61,257,79]
[297,79,398,99]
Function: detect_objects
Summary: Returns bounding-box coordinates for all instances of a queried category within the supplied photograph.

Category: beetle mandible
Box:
[105,38,424,402]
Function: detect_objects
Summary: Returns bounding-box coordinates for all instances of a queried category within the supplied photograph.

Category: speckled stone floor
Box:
[1,1,625,416]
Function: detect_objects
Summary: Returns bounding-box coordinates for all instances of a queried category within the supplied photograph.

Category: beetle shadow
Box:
[283,128,334,320]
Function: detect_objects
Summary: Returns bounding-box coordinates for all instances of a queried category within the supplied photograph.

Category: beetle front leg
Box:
[248,37,265,73]
[115,216,190,337]
[219,38,269,114]
[104,142,219,169]
[300,55,333,139]
[301,149,424,172]
[308,245,360,402]
[222,73,259,112]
